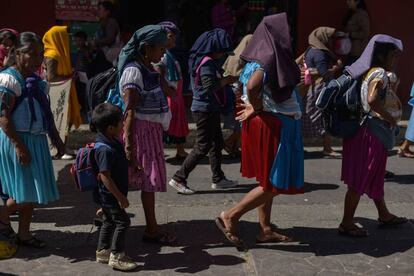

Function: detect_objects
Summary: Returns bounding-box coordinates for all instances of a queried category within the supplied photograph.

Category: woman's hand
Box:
[15,144,32,165]
[128,157,142,173]
[236,103,260,122]
[221,75,239,87]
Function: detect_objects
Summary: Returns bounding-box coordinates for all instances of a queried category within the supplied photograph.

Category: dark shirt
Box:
[304,48,332,77]
[94,133,128,209]
[191,59,222,113]
[75,47,91,73]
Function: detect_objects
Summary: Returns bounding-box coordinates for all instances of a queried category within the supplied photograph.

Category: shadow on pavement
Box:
[194,184,256,194]
[194,182,339,195]
[165,155,241,165]
[392,174,414,185]
[19,164,134,227]
[304,182,339,192]
[252,217,414,258]
[12,220,246,274]
[304,150,343,160]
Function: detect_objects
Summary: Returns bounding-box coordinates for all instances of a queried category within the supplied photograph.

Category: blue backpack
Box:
[315,72,364,139]
[70,142,110,191]
[106,62,169,114]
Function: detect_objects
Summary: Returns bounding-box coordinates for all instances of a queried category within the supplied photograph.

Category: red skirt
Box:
[241,112,282,192]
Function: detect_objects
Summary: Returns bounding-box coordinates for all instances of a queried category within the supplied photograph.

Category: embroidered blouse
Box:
[239,62,302,119]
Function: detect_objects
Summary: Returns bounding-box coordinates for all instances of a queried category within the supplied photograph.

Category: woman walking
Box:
[301,27,343,157]
[339,35,407,237]
[215,13,304,249]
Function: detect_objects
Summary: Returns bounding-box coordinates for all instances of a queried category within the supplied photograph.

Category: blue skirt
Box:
[0,131,59,204]
[406,106,414,143]
[269,114,304,192]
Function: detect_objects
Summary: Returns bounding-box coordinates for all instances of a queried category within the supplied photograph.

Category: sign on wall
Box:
[55,0,100,22]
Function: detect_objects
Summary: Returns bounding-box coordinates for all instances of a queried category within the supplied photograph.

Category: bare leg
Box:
[256,198,293,242]
[374,198,394,221]
[258,198,273,233]
[323,134,333,152]
[398,140,414,157]
[17,203,34,240]
[400,140,412,151]
[341,189,361,228]
[176,143,188,157]
[221,186,276,233]
[141,191,158,235]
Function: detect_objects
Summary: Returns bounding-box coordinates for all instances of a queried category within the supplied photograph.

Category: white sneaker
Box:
[61,154,74,160]
[212,178,238,189]
[108,252,138,271]
[169,179,195,195]
[96,249,110,264]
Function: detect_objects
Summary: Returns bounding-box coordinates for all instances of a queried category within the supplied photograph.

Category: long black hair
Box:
[342,0,368,27]
[99,1,115,17]
[5,32,43,67]
[0,30,18,45]
[371,42,398,68]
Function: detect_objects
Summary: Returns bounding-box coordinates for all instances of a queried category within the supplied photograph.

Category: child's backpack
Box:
[86,67,118,119]
[70,142,110,191]
[315,72,365,139]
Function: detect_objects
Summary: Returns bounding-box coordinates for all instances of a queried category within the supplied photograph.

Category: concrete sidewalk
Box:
[0,148,413,275]
[66,122,411,152]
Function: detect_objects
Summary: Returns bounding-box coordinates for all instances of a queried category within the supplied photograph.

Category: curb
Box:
[66,122,409,151]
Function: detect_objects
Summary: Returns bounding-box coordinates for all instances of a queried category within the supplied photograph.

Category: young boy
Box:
[91,103,137,271]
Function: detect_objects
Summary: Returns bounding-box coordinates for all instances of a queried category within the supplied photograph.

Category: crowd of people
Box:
[0,0,413,272]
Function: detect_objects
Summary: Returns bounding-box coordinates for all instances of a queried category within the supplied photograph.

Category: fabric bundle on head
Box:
[240,13,300,103]
[158,21,180,35]
[345,34,403,79]
[188,28,233,77]
[223,34,253,77]
[43,26,72,76]
[117,25,168,73]
[308,27,336,58]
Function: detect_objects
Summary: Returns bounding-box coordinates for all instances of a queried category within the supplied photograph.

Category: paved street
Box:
[1,148,413,275]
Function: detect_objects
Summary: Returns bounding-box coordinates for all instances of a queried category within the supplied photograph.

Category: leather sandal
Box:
[215,217,246,251]
[398,148,414,158]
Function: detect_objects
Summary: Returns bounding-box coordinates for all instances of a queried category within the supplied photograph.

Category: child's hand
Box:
[129,158,142,172]
[118,195,130,209]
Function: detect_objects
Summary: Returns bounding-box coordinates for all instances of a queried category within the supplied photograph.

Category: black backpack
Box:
[315,72,365,139]
[86,67,118,118]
